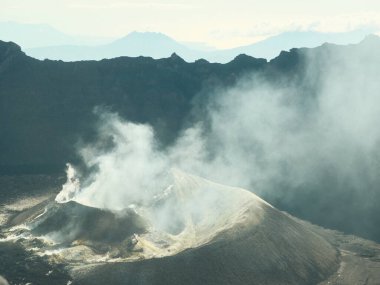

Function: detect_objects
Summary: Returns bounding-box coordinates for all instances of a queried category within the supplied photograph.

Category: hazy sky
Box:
[1,0,380,48]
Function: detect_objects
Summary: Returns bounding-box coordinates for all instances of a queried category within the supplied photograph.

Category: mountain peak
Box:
[116,31,175,44]
[170,52,181,58]
[228,54,267,68]
[360,34,380,45]
[167,52,186,63]
[0,40,22,52]
[128,31,171,38]
[0,40,23,62]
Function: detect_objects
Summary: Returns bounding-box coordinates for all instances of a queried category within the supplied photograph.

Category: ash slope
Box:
[72,204,339,285]
[2,171,341,285]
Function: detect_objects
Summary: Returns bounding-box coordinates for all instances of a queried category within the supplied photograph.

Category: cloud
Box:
[68,1,192,10]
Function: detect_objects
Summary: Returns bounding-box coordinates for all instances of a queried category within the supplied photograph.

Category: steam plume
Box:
[60,37,380,241]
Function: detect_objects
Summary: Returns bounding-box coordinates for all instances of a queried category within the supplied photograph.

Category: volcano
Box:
[1,170,380,285]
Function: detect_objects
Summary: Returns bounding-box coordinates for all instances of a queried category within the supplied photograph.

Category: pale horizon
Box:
[1,0,380,48]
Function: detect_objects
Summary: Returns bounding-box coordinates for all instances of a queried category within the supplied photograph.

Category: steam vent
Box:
[1,170,380,284]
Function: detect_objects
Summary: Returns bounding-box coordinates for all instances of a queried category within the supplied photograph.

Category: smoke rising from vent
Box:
[54,115,266,256]
[60,37,380,241]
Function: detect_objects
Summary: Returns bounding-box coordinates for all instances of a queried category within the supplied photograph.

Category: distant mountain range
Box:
[207,29,373,61]
[0,21,112,48]
[25,30,372,62]
[26,32,203,62]
[0,21,373,62]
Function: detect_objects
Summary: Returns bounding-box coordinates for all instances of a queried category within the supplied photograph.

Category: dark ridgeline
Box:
[0,42,267,174]
[1,37,380,244]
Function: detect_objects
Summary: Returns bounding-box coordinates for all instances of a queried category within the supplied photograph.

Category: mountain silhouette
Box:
[25,30,373,62]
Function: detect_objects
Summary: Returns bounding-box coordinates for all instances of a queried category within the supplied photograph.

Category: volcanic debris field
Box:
[0,173,380,285]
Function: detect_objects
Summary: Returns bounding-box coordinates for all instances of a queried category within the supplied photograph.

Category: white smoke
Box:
[54,117,265,255]
[193,37,380,240]
[58,117,221,213]
[73,117,170,210]
[57,36,380,240]
[55,163,80,203]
